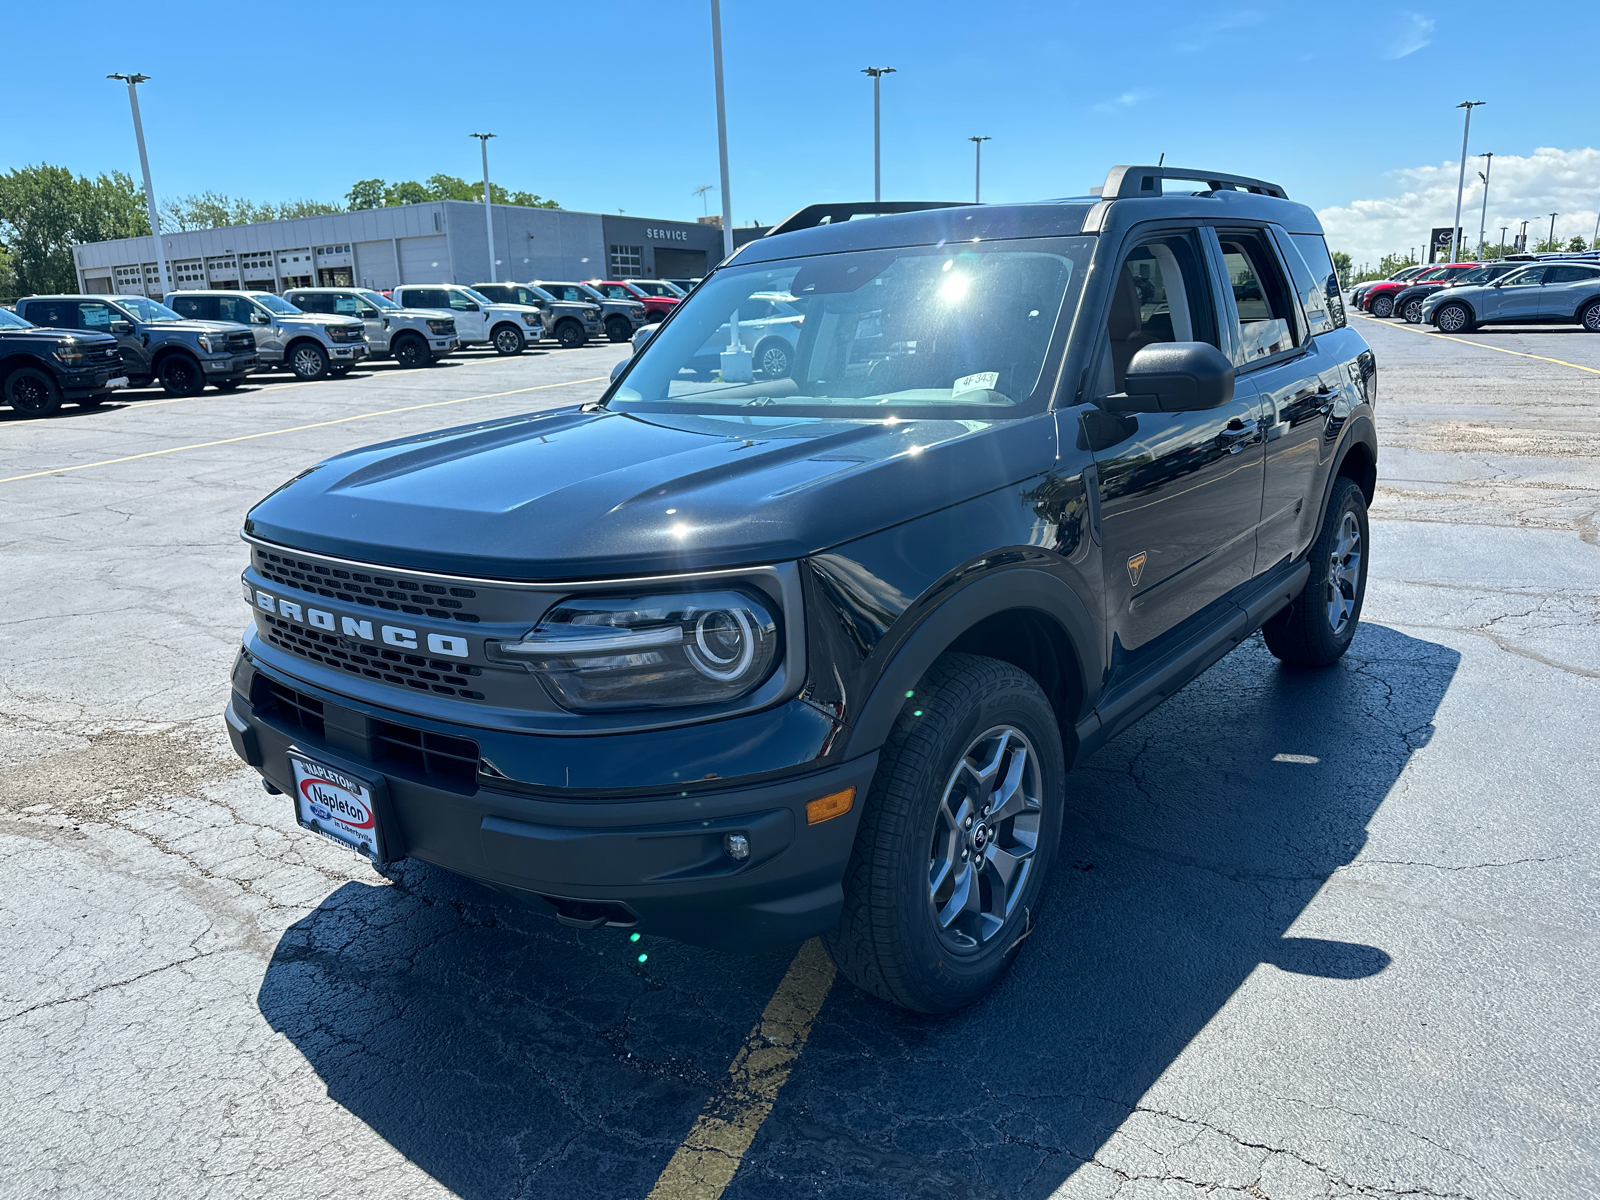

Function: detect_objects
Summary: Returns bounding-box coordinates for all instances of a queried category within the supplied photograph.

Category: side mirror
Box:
[610,359,629,382]
[110,320,133,335]
[1102,342,1235,414]
[463,302,480,312]
[360,308,380,318]
[631,324,658,353]
[251,312,271,325]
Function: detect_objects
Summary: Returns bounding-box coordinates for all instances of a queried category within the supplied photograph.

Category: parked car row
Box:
[1351,256,1600,332]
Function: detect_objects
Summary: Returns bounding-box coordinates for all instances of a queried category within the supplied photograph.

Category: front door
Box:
[447,291,487,341]
[1087,228,1267,656]
[332,291,387,351]
[1488,266,1547,321]
[76,300,149,380]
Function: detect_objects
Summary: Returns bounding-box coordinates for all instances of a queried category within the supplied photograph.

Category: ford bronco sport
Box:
[227,166,1378,1013]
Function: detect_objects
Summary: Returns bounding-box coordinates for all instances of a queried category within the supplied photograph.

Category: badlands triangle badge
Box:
[1126,552,1148,587]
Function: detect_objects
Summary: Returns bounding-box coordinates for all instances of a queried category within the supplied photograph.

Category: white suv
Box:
[389,285,544,355]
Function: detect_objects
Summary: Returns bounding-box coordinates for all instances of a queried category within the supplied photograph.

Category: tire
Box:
[391,333,429,369]
[606,316,632,343]
[157,354,205,397]
[754,337,794,379]
[1402,298,1425,324]
[3,367,63,416]
[823,653,1066,1013]
[1262,477,1369,667]
[1370,294,1394,318]
[554,320,585,350]
[492,324,526,356]
[289,342,328,381]
[1581,300,1600,332]
[1434,302,1472,333]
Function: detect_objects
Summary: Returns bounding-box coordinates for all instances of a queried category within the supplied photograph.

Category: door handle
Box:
[1220,419,1260,453]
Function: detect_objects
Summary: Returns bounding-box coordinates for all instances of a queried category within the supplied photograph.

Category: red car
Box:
[588,279,681,323]
[1362,264,1476,317]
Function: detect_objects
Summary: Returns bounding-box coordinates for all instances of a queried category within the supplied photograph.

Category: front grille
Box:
[88,346,121,367]
[253,675,325,738]
[372,721,479,785]
[225,331,256,353]
[261,612,487,701]
[256,549,483,623]
[251,675,481,789]
[327,324,365,343]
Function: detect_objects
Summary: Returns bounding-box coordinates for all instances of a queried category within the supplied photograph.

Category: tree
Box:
[1331,250,1352,288]
[0,164,148,295]
[344,175,559,210]
[161,192,342,230]
[1568,236,1589,253]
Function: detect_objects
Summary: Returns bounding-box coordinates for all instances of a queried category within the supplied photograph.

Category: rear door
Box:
[1087,226,1267,654]
[1539,264,1600,319]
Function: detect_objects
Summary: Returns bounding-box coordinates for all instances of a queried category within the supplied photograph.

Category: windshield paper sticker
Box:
[953,371,999,395]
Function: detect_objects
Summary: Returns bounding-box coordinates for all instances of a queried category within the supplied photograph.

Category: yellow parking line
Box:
[1358,313,1600,375]
[0,376,607,485]
[646,939,835,1200]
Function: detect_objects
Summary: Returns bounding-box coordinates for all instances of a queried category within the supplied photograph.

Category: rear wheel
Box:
[1370,294,1395,318]
[606,316,632,343]
[823,653,1065,1013]
[1435,302,1472,333]
[1262,477,1369,667]
[554,320,585,349]
[157,354,205,397]
[1402,297,1425,324]
[492,324,526,355]
[1580,300,1600,332]
[4,368,63,416]
[289,342,328,381]
[392,333,430,368]
[754,337,793,378]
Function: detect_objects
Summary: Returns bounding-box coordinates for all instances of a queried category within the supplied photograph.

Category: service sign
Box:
[289,753,381,860]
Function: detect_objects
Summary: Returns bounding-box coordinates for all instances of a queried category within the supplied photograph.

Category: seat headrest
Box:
[1108,267,1143,340]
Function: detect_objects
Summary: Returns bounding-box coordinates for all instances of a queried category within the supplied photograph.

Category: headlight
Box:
[521,312,540,326]
[52,344,87,366]
[198,333,222,353]
[495,590,779,710]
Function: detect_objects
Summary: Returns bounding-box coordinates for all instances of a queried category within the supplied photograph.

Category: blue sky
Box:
[2,0,1595,262]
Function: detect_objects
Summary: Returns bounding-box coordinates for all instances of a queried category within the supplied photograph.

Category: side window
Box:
[1288,233,1346,331]
[1502,268,1546,287]
[1546,265,1600,284]
[605,285,630,300]
[1217,231,1300,364]
[216,296,257,324]
[169,295,209,320]
[446,290,476,311]
[333,295,364,314]
[76,302,117,331]
[27,301,75,327]
[1099,231,1218,393]
[291,293,329,313]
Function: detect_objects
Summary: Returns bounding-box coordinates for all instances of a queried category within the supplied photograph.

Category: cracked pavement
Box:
[1,323,1596,1198]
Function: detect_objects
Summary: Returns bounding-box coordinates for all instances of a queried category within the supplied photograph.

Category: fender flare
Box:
[1312,413,1378,535]
[150,344,201,371]
[840,567,1101,760]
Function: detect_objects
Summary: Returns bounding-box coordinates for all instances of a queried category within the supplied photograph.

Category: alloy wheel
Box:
[759,344,791,377]
[928,725,1042,950]
[1437,305,1469,333]
[10,373,56,413]
[293,347,325,378]
[1325,511,1362,635]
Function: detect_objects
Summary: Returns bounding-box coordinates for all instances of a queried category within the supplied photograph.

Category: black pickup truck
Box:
[225,165,1378,1012]
[0,306,126,416]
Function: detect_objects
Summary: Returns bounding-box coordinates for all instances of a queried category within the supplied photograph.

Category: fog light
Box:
[723,832,750,861]
[806,787,855,825]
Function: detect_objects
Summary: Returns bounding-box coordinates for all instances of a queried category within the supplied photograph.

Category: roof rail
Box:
[1098,165,1288,201]
[765,201,970,238]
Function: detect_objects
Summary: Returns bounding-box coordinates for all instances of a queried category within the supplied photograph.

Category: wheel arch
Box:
[490,320,522,338]
[1571,293,1600,321]
[283,335,327,358]
[150,344,200,370]
[1310,417,1378,537]
[0,352,60,386]
[1435,297,1476,324]
[841,568,1099,763]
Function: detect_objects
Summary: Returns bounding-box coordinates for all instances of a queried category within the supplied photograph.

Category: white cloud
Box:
[1385,11,1435,59]
[1092,91,1152,114]
[1173,9,1266,53]
[1316,147,1600,266]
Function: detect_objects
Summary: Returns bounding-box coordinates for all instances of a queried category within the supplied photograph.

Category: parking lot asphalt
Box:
[2,324,1596,1199]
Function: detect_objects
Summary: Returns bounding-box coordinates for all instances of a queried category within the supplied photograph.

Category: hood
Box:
[244,407,1056,579]
[140,319,247,334]
[0,325,116,347]
[285,312,364,328]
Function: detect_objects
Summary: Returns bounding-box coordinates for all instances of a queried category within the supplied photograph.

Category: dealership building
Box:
[70,202,729,298]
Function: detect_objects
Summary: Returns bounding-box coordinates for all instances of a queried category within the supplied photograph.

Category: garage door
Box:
[397,235,449,284]
[353,240,399,291]
[654,249,707,279]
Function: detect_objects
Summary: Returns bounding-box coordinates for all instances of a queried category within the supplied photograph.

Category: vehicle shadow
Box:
[257,623,1457,1200]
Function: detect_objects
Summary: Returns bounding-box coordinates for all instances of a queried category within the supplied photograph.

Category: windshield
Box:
[0,308,31,330]
[574,283,608,304]
[461,287,495,306]
[630,281,680,297]
[116,296,184,321]
[362,290,401,309]
[1457,267,1498,284]
[610,238,1090,420]
[253,294,301,314]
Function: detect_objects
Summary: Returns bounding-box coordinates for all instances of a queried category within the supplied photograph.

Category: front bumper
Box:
[58,364,119,399]
[202,353,260,375]
[430,337,459,352]
[226,651,876,952]
[329,344,368,361]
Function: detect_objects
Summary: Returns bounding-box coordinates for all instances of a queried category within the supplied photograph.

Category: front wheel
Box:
[1580,300,1600,332]
[554,320,585,350]
[1262,477,1369,667]
[158,354,205,397]
[1402,298,1425,324]
[492,324,526,355]
[3,368,63,416]
[606,316,632,343]
[754,337,793,378]
[1370,294,1395,318]
[823,653,1065,1013]
[289,343,328,381]
[392,333,430,368]
[1435,302,1472,333]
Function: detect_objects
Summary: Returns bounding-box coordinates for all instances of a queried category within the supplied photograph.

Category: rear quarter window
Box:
[1287,233,1347,332]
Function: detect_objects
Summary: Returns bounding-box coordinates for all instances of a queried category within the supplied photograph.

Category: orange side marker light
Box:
[806,787,855,826]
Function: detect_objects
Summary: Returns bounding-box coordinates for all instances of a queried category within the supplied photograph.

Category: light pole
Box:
[861,67,896,202]
[1518,220,1528,252]
[107,73,168,298]
[1475,152,1493,260]
[1548,212,1558,253]
[1499,226,1508,257]
[1449,100,1485,263]
[969,136,990,204]
[470,133,497,282]
[710,0,734,263]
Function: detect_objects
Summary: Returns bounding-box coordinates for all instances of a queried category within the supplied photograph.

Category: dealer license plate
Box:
[107,376,129,390]
[288,753,381,859]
